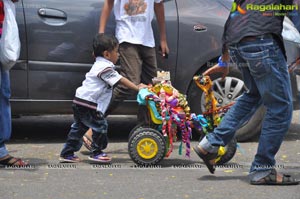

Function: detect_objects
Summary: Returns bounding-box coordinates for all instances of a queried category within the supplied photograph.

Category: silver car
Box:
[11,0,300,141]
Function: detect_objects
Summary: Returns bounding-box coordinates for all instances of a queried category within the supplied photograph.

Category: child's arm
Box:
[119,77,147,91]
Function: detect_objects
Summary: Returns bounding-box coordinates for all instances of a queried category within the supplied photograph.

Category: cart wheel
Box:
[128,123,159,140]
[128,128,166,166]
[216,137,237,165]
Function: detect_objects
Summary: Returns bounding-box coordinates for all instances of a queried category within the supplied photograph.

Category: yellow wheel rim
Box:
[218,146,226,156]
[137,138,158,159]
[215,146,226,163]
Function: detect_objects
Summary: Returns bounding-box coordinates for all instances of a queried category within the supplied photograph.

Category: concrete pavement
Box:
[0,140,299,199]
[0,113,299,199]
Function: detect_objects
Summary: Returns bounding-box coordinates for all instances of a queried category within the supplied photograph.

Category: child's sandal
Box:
[88,152,111,163]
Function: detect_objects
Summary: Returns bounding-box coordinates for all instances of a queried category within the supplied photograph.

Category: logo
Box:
[230,2,299,17]
[246,3,298,17]
[230,2,247,18]
[124,0,147,16]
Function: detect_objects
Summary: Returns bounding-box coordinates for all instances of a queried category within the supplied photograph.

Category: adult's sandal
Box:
[0,155,28,166]
[193,145,218,174]
[250,169,299,185]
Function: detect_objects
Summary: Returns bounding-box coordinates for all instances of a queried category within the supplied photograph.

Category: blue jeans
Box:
[0,64,11,159]
[199,36,293,180]
[60,104,108,157]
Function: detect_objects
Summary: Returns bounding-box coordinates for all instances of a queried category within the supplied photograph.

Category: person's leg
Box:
[194,45,264,174]
[246,40,293,174]
[197,46,262,154]
[89,113,108,155]
[233,38,295,184]
[0,66,27,166]
[0,65,11,159]
[137,45,157,123]
[80,110,111,162]
[105,42,142,116]
[139,45,157,85]
[116,43,142,94]
[82,128,93,151]
[60,104,89,159]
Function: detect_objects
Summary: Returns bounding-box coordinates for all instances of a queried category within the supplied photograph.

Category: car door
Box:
[153,0,178,82]
[23,0,108,101]
[175,0,228,93]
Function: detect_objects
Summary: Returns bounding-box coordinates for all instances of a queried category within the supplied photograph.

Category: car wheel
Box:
[187,68,263,142]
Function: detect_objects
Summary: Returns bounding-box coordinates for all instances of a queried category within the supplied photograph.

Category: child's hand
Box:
[137,83,148,90]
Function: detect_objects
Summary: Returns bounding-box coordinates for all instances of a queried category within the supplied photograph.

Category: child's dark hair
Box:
[93,33,119,57]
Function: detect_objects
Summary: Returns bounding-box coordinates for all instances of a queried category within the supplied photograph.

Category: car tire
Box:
[187,67,262,142]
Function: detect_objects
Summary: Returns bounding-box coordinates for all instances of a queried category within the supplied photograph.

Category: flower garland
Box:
[147,80,192,157]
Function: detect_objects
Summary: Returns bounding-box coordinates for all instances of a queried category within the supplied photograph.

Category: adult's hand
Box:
[160,40,169,58]
[203,52,230,79]
[203,64,229,80]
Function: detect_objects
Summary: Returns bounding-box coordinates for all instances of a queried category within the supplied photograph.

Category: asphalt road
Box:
[0,112,299,199]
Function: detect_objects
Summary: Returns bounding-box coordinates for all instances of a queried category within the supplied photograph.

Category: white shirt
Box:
[74,57,122,114]
[113,0,162,47]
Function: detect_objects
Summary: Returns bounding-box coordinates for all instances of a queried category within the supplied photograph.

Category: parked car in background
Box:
[11,0,300,141]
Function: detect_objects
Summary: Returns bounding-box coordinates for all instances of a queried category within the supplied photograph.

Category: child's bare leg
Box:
[82,129,93,151]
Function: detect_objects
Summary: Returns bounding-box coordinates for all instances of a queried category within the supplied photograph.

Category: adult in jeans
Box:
[0,0,27,166]
[193,0,299,185]
[82,0,169,149]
